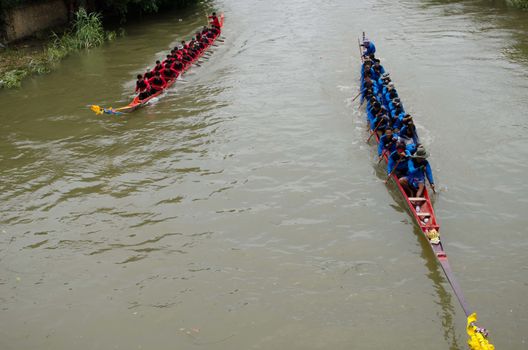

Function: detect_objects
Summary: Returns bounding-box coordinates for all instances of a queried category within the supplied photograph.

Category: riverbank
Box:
[0,39,49,88]
[0,0,200,89]
[0,9,115,89]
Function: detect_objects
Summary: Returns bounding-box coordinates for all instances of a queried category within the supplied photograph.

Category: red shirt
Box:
[171,61,183,73]
[148,76,166,90]
[135,79,150,93]
[209,15,221,28]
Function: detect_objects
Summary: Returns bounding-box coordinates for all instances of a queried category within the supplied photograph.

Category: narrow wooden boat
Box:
[90,13,224,116]
[359,33,494,350]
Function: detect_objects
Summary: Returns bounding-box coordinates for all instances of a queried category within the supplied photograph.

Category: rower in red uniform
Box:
[161,62,178,80]
[196,39,206,51]
[152,60,163,73]
[181,51,192,66]
[173,47,183,60]
[163,54,174,66]
[185,46,196,60]
[210,25,220,36]
[148,71,166,94]
[135,74,151,100]
[205,29,215,39]
[171,59,184,74]
[208,12,221,28]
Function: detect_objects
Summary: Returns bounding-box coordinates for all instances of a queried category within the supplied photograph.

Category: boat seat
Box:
[409,197,426,201]
[417,212,431,217]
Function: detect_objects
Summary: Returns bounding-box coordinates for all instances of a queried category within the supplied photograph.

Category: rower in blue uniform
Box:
[362,38,376,58]
[382,82,397,99]
[378,72,390,90]
[392,112,411,131]
[361,60,373,84]
[378,128,397,160]
[398,120,419,152]
[367,100,382,125]
[362,76,379,98]
[388,98,404,118]
[387,142,411,178]
[370,58,385,80]
[400,145,435,197]
[371,106,390,132]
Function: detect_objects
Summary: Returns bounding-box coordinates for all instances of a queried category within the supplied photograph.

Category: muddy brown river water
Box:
[1,0,528,349]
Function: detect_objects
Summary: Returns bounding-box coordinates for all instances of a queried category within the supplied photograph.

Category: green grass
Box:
[1,69,28,88]
[47,8,115,62]
[0,8,118,89]
[508,0,528,9]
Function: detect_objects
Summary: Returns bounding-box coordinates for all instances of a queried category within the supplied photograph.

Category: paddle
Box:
[378,149,387,163]
[385,158,402,184]
[428,176,436,193]
[358,37,364,62]
[378,139,397,163]
[430,183,437,194]
[415,163,437,194]
[365,118,384,143]
[351,89,365,103]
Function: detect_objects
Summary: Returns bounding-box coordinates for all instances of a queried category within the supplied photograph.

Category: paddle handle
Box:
[429,180,436,193]
[385,158,402,184]
[366,118,383,143]
[358,37,364,63]
[378,150,387,163]
[352,89,364,102]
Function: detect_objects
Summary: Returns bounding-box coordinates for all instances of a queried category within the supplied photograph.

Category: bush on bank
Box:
[0,8,115,88]
[0,0,201,88]
[48,8,111,59]
[507,0,528,8]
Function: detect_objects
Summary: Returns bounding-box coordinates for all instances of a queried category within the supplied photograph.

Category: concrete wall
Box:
[2,0,68,42]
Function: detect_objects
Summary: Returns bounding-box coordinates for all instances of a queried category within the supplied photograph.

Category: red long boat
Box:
[359,33,494,350]
[90,13,224,116]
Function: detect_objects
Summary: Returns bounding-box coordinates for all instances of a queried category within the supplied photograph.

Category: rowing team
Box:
[360,38,436,198]
[133,13,222,101]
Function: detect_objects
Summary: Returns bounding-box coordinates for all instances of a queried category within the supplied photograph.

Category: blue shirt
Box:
[378,134,397,156]
[370,65,385,80]
[407,159,434,185]
[388,100,403,113]
[399,124,420,145]
[387,150,410,175]
[364,42,376,56]
[391,112,406,130]
[382,87,397,98]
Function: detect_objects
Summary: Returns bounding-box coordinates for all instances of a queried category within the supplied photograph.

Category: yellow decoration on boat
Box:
[426,229,440,244]
[467,313,494,350]
[90,105,104,115]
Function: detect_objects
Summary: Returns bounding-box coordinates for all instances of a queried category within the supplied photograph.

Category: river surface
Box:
[1,0,528,349]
